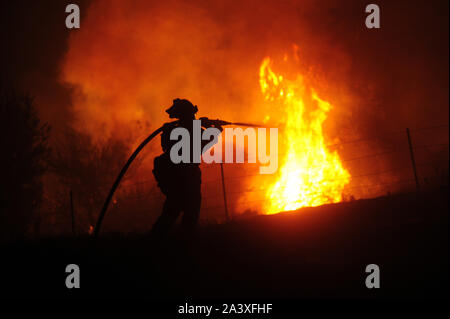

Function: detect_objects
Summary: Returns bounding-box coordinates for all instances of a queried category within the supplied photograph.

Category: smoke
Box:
[59,0,448,208]
[60,0,356,140]
[61,0,448,135]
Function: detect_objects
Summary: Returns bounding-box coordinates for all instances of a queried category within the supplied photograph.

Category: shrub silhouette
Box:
[0,90,50,241]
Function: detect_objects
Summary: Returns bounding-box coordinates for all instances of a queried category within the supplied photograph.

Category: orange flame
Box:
[259,57,350,214]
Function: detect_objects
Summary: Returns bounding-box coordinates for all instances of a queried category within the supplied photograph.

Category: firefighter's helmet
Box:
[165,98,198,119]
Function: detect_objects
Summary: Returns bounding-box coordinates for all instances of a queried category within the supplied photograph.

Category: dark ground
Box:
[1,187,448,299]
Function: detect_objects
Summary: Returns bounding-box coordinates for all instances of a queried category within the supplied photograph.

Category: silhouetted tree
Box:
[49,129,132,233]
[0,90,50,241]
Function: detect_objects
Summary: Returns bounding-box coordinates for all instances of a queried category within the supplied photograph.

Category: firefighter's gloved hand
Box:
[200,117,224,131]
[199,117,212,128]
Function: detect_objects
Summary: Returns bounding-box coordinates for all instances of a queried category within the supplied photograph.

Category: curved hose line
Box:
[94,124,170,238]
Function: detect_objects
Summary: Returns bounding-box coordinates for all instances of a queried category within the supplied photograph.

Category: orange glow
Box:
[60,0,354,217]
[259,57,350,214]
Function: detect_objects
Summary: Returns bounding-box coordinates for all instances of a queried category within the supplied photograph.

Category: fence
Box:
[67,124,448,233]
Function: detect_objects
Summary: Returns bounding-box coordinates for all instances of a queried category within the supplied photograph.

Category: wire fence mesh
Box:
[57,124,448,234]
[107,124,448,219]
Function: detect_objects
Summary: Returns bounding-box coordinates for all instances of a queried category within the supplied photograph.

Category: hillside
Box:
[2,187,448,298]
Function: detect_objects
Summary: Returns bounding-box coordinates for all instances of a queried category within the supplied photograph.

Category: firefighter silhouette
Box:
[151,98,223,239]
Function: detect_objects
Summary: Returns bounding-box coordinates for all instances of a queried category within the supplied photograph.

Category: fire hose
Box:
[94,118,265,238]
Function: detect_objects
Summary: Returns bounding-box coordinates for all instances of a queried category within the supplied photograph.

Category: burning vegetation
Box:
[259,56,350,213]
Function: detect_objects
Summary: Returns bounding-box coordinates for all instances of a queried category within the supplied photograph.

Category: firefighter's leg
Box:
[180,191,201,237]
[150,195,182,239]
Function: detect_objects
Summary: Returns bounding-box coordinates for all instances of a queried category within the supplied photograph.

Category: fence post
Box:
[70,189,76,236]
[220,163,230,221]
[406,128,420,192]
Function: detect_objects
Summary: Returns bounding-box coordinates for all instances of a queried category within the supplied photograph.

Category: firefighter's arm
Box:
[199,118,224,153]
[199,117,226,132]
[160,121,179,152]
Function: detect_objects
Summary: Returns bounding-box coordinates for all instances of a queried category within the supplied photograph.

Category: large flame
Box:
[259,57,350,214]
